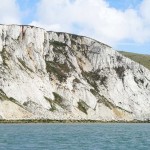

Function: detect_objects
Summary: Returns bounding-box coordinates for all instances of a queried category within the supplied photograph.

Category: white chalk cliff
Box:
[0,25,150,121]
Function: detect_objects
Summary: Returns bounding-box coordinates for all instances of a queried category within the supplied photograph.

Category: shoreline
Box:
[0,119,150,124]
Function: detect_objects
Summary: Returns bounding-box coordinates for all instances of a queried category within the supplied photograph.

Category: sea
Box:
[0,123,150,150]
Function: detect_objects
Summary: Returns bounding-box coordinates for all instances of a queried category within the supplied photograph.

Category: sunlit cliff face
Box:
[0,25,150,121]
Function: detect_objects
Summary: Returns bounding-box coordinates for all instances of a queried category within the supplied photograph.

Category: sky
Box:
[0,0,150,54]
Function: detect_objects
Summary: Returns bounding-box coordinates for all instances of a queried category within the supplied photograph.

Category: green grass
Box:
[73,78,81,84]
[52,92,67,109]
[45,61,70,82]
[44,97,57,111]
[114,66,125,79]
[81,71,99,91]
[90,89,98,96]
[1,48,9,66]
[49,41,67,47]
[9,97,23,108]
[78,100,89,114]
[0,89,7,100]
[1,119,150,123]
[0,89,24,108]
[119,51,150,70]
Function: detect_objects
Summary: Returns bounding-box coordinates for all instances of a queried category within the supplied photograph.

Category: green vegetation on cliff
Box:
[119,51,150,70]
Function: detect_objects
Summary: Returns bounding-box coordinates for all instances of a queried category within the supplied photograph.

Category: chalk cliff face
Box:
[0,25,150,120]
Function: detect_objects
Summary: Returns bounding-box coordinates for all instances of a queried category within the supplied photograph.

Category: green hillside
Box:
[119,51,150,70]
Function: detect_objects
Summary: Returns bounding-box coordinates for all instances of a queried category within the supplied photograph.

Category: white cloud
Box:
[0,0,21,24]
[24,0,150,46]
[140,0,150,24]
[30,21,61,31]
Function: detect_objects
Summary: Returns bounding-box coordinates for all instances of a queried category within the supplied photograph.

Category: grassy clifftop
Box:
[119,51,150,70]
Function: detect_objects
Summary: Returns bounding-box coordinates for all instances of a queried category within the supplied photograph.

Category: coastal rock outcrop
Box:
[0,25,150,121]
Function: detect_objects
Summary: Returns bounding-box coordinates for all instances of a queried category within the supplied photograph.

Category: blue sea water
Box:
[0,123,150,150]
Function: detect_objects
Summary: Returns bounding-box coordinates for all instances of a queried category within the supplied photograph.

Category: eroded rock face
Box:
[0,25,150,121]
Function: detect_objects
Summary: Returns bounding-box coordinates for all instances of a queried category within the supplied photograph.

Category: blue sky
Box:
[17,0,143,24]
[0,0,150,54]
[16,0,39,24]
[107,0,142,10]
